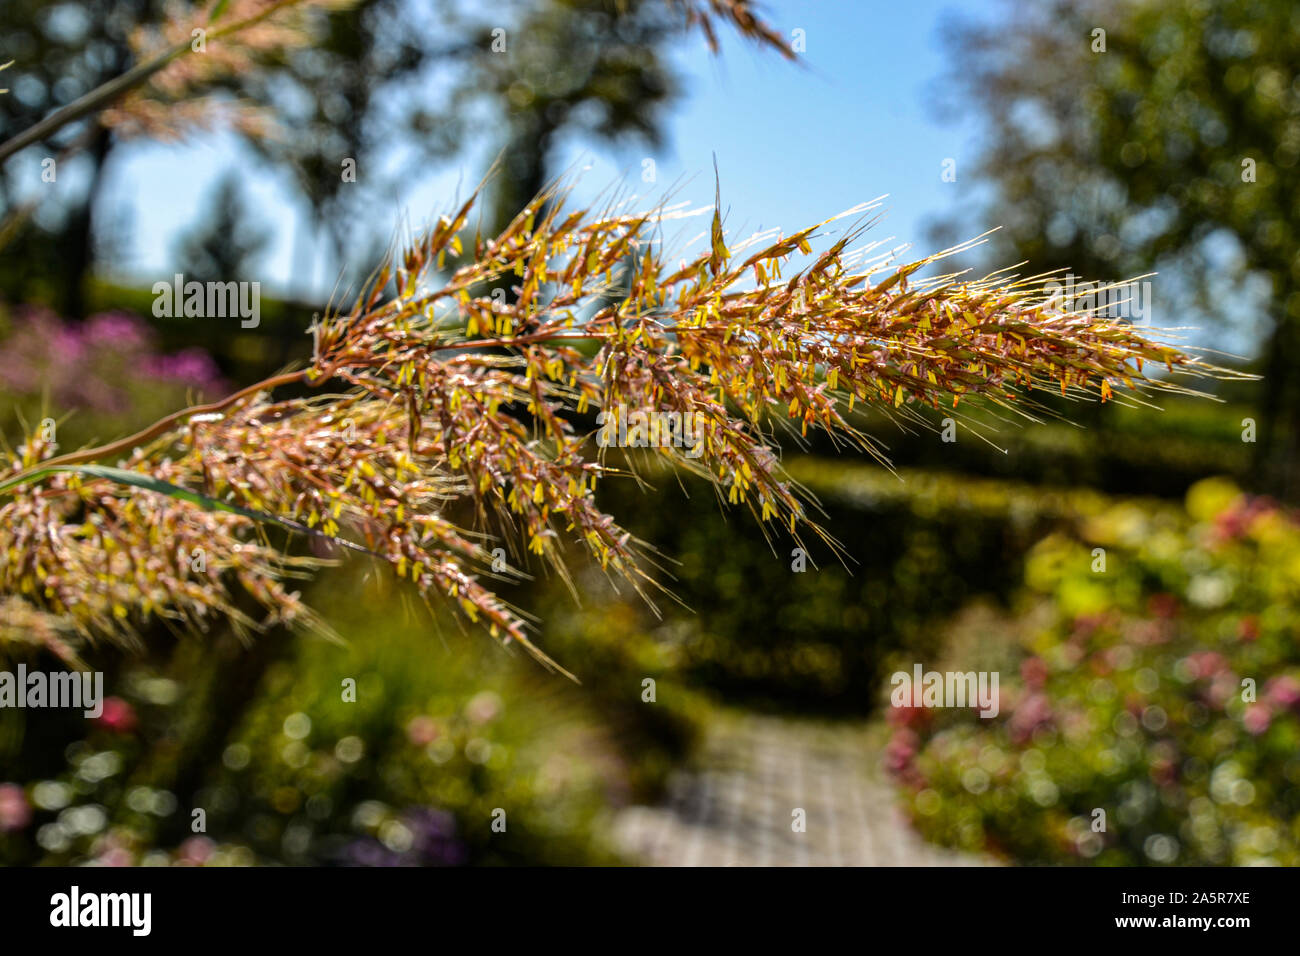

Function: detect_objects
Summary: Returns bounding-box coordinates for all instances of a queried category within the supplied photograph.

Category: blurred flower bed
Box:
[0,304,228,450]
[0,563,706,865]
[888,478,1300,865]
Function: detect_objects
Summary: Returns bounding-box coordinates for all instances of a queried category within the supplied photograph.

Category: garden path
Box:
[609,712,993,866]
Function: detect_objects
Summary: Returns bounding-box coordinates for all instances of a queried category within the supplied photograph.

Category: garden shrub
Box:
[890,478,1300,865]
[800,397,1253,499]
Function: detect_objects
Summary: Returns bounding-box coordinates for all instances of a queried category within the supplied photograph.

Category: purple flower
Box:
[83,311,153,351]
[340,807,469,867]
[0,305,229,412]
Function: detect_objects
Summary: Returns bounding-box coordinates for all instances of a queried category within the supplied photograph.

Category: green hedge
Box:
[589,458,1125,712]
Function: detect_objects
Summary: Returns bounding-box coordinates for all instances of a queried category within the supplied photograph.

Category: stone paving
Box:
[609,712,992,866]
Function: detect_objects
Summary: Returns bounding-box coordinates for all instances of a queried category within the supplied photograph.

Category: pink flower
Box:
[84,311,152,350]
[1206,674,1239,711]
[1265,676,1300,711]
[142,348,227,396]
[0,305,228,412]
[1072,614,1105,638]
[885,702,931,730]
[96,697,138,735]
[1188,651,1228,680]
[1213,496,1281,543]
[1213,507,1248,542]
[0,784,31,832]
[406,715,439,746]
[884,729,919,774]
[179,836,215,865]
[96,847,134,867]
[1008,692,1053,744]
[1020,657,1049,689]
[1243,705,1272,736]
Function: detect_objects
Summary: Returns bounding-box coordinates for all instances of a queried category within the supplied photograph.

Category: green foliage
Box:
[198,574,626,866]
[598,459,1060,710]
[530,578,710,793]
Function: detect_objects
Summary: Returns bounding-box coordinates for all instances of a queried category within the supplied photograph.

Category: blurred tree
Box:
[0,0,165,316]
[237,0,687,293]
[233,0,442,290]
[443,0,681,234]
[251,0,721,289]
[0,0,432,312]
[1,0,782,314]
[173,172,272,282]
[935,0,1300,496]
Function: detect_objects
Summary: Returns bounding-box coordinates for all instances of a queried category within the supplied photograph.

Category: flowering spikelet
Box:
[0,186,1242,674]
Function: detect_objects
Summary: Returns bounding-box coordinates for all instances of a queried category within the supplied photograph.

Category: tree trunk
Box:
[58,126,113,318]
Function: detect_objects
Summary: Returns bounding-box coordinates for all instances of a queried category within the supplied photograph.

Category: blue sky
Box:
[104,0,989,299]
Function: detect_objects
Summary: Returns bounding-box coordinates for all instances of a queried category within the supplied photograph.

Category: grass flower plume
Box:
[0,185,1236,673]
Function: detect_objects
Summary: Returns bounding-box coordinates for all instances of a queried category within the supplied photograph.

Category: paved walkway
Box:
[609,712,992,866]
